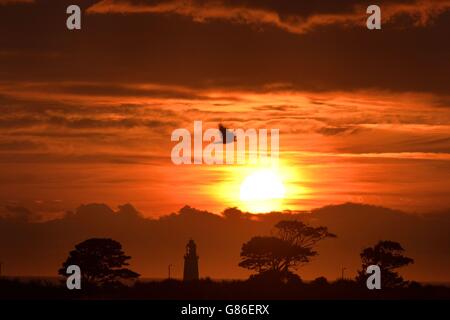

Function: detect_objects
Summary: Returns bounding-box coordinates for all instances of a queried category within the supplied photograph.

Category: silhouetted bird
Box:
[218,124,236,144]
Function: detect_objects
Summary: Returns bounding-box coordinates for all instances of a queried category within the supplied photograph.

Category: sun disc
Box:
[240,170,285,202]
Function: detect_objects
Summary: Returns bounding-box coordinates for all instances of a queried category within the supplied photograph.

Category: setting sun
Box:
[240,170,285,201]
[239,169,286,213]
[208,160,304,214]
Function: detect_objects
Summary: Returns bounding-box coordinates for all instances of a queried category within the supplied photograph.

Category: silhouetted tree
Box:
[356,240,414,288]
[311,276,329,287]
[275,220,336,248]
[239,220,336,277]
[58,238,140,287]
[239,236,312,273]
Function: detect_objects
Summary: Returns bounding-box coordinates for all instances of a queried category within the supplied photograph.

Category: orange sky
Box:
[1,85,449,217]
[0,0,449,219]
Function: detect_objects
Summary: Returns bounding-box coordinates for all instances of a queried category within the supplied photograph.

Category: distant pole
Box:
[168,264,172,280]
[341,267,346,280]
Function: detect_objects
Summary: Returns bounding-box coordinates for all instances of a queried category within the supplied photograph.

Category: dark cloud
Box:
[397,136,450,153]
[47,115,178,130]
[0,152,169,164]
[317,126,359,136]
[0,202,449,281]
[88,0,450,34]
[47,83,207,100]
[0,139,40,150]
[0,0,34,5]
[252,105,296,112]
[0,0,449,93]
[0,116,41,128]
[0,205,32,222]
[0,112,178,130]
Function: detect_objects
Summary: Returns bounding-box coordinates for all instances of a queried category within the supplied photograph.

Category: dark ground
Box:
[1,277,449,300]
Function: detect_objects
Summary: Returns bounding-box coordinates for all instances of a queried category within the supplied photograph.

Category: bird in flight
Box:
[218,124,236,144]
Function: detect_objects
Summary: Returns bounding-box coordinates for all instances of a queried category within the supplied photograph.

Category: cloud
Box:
[46,116,178,130]
[0,139,40,150]
[0,152,170,164]
[0,205,33,222]
[0,0,34,5]
[87,0,450,34]
[1,81,448,154]
[0,114,177,130]
[317,126,358,136]
[0,81,209,105]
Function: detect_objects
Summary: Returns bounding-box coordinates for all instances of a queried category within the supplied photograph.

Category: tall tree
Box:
[356,240,414,288]
[239,220,336,276]
[58,238,140,287]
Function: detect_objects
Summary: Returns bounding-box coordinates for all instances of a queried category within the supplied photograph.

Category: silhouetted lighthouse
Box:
[183,239,199,281]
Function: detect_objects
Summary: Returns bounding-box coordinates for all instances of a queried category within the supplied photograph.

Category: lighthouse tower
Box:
[183,239,199,281]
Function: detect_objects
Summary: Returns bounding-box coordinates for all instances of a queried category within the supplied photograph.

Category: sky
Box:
[0,0,449,219]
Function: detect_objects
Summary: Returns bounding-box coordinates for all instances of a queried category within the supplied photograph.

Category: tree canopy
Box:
[275,220,336,248]
[58,238,140,287]
[239,220,336,277]
[356,240,414,288]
